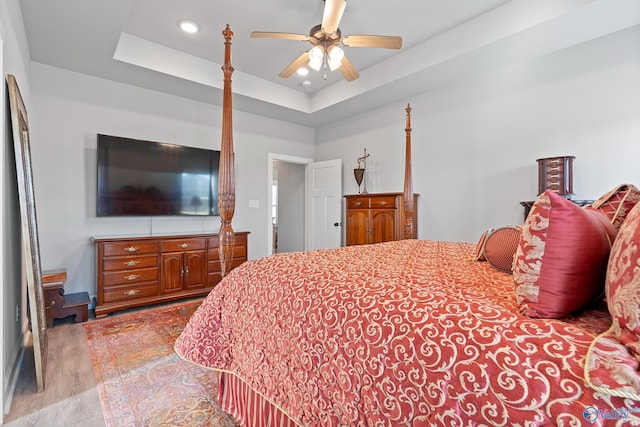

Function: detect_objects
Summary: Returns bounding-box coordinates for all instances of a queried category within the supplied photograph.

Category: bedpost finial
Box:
[406,103,411,115]
[223,24,234,41]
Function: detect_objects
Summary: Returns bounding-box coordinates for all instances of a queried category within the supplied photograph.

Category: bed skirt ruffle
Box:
[219,371,297,427]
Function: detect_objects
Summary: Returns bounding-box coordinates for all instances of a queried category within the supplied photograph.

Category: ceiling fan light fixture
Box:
[178,20,199,34]
[251,0,400,82]
[327,46,344,71]
[296,67,310,76]
[308,46,323,72]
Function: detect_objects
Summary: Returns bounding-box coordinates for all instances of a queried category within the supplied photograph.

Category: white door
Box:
[306,159,342,250]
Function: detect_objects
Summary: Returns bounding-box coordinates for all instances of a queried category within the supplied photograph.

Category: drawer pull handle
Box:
[179,243,190,249]
[379,201,387,206]
[124,274,140,281]
[354,201,362,206]
[124,260,140,267]
[124,246,139,252]
[124,289,141,296]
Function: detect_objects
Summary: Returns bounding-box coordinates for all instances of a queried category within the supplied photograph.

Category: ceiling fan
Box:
[250,0,402,82]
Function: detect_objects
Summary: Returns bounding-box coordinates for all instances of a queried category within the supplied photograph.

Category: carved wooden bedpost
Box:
[403,103,415,239]
[218,25,235,277]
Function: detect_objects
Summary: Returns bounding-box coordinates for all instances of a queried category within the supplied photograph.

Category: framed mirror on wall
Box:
[7,74,47,392]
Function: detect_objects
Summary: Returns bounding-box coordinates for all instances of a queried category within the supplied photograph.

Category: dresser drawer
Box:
[208,233,247,248]
[347,197,370,209]
[208,234,247,260]
[208,245,247,261]
[102,255,158,271]
[102,282,159,303]
[161,238,206,252]
[370,196,397,208]
[544,158,564,167]
[101,241,158,257]
[233,243,247,259]
[207,246,247,263]
[208,258,245,274]
[102,267,158,286]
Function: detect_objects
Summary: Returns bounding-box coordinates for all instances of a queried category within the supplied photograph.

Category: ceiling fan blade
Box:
[279,51,310,78]
[339,56,359,81]
[321,0,347,34]
[342,35,403,49]
[251,31,310,41]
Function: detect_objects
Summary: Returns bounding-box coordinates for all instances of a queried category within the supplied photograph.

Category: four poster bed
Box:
[175,27,640,425]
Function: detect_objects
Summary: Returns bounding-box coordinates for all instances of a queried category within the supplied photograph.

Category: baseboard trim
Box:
[3,330,26,417]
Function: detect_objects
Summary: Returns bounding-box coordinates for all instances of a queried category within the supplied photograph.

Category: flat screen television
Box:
[97,134,220,217]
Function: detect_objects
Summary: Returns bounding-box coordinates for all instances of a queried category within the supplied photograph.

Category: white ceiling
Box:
[18,0,640,128]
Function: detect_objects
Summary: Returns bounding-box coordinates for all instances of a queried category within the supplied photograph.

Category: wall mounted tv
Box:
[97,134,220,217]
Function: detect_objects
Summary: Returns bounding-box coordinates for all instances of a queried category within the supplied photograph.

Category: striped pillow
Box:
[483,226,522,273]
[591,184,640,232]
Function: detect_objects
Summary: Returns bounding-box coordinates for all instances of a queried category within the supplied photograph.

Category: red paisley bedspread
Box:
[175,240,637,426]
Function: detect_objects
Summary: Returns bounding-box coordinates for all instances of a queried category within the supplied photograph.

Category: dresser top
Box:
[344,192,419,198]
[91,230,250,242]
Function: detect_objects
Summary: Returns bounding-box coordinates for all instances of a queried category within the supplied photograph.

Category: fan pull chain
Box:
[323,52,328,80]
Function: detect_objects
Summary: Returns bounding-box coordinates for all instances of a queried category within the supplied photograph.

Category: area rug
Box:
[84,300,239,427]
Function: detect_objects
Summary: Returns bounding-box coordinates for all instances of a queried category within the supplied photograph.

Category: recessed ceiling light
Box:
[302,80,312,88]
[296,68,309,76]
[178,20,199,34]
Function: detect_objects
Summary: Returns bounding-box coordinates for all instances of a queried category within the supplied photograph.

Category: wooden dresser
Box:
[92,231,248,317]
[345,193,418,246]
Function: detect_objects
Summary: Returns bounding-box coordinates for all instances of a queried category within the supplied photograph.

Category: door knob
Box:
[334,222,342,227]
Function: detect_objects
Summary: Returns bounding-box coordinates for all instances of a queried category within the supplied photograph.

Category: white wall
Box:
[316,25,640,243]
[28,63,315,299]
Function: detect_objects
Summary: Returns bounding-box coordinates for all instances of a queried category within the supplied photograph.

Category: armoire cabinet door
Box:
[370,209,397,243]
[346,209,370,245]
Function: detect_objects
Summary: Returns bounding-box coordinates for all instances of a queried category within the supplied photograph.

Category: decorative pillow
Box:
[472,228,494,261]
[591,183,640,232]
[585,200,640,401]
[512,190,616,318]
[483,226,522,273]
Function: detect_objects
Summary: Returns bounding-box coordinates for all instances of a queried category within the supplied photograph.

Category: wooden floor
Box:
[2,298,204,426]
[2,319,104,426]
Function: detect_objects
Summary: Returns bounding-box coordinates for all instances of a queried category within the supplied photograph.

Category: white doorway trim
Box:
[267,153,313,256]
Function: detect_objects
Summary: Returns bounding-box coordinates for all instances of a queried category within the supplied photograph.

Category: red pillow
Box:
[512,191,616,318]
[591,183,640,232]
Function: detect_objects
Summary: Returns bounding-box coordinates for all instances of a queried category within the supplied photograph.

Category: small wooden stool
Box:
[42,269,90,326]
